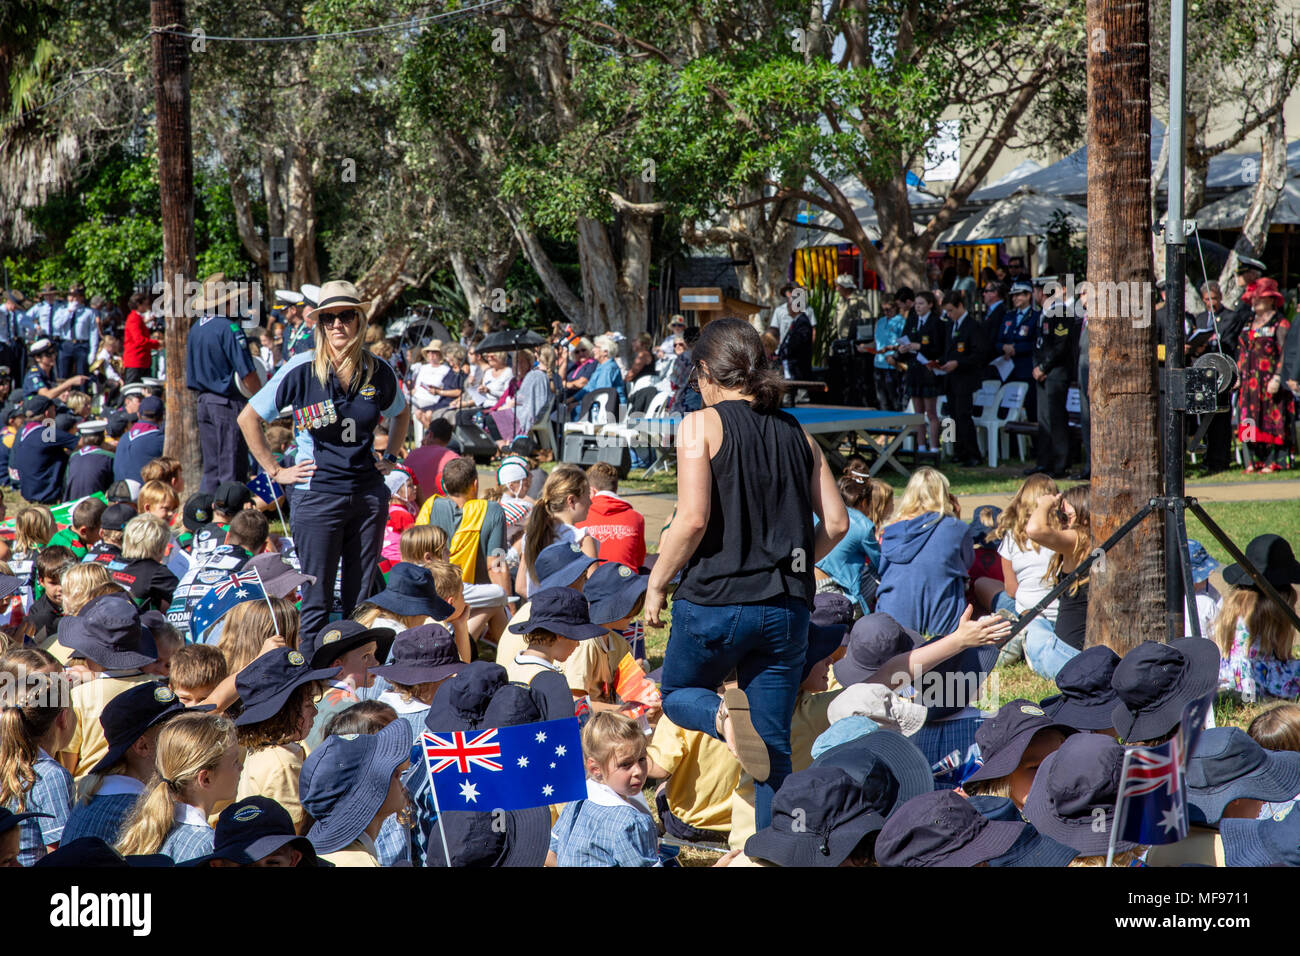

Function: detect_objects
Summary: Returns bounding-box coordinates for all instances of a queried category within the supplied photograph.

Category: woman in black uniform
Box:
[898,289,946,452]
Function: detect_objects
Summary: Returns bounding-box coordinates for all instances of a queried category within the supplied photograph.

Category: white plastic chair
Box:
[994,381,1032,464]
[971,380,1004,464]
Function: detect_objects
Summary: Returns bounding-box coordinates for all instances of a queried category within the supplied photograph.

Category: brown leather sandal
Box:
[717,687,770,783]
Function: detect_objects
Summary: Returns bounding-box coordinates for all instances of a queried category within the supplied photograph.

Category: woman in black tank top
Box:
[1023,484,1092,678]
[645,319,848,831]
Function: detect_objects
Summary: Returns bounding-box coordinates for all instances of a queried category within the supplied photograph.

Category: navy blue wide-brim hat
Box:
[367,562,454,621]
[424,661,510,734]
[507,587,607,641]
[369,623,462,686]
[874,789,1026,867]
[0,806,50,836]
[1186,727,1300,826]
[1110,638,1220,742]
[89,680,188,774]
[965,699,1072,784]
[744,767,887,868]
[302,720,412,855]
[33,837,174,868]
[305,620,397,671]
[1219,802,1300,866]
[534,541,597,591]
[1021,733,1139,856]
[426,806,551,867]
[835,613,920,687]
[1039,645,1121,732]
[59,593,157,670]
[234,647,340,727]
[584,561,649,626]
[811,729,934,816]
[986,822,1079,867]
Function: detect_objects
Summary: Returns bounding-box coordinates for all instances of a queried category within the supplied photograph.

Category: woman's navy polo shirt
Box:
[250,350,405,495]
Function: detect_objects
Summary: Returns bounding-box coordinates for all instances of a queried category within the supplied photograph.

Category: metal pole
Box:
[1163,0,1188,643]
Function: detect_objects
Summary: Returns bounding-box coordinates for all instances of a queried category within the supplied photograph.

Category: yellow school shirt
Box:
[647,716,739,833]
[728,688,840,851]
[1144,827,1226,867]
[564,631,631,702]
[320,834,381,867]
[494,601,532,665]
[64,672,155,780]
[237,744,307,828]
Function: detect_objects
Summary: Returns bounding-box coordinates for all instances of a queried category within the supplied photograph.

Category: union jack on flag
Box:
[424,729,504,774]
[1114,693,1214,845]
[212,569,263,600]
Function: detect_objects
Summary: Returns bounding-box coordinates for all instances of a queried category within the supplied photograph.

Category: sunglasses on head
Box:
[321,309,360,326]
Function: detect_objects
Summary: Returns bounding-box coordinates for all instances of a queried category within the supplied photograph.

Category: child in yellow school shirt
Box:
[564,562,655,717]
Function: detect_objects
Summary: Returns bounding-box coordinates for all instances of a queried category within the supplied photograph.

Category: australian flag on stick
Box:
[189,569,267,641]
[248,471,285,505]
[421,717,586,812]
[1113,693,1215,846]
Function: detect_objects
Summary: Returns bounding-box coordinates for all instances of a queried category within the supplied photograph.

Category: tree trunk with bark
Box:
[1085,0,1164,655]
[151,0,201,491]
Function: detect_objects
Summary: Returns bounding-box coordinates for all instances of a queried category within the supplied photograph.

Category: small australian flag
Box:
[247,471,285,505]
[421,717,586,812]
[189,569,266,641]
[1115,692,1214,845]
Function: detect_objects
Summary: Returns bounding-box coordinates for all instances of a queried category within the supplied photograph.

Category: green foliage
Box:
[807,280,837,366]
[1045,209,1087,278]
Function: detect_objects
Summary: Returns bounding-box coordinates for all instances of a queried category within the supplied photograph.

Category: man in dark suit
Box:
[938,290,985,466]
[978,280,1009,368]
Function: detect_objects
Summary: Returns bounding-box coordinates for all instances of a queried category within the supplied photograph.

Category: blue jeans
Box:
[660,595,809,831]
[1023,614,1079,679]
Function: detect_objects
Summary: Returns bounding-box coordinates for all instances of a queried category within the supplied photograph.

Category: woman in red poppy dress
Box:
[1236,277,1294,473]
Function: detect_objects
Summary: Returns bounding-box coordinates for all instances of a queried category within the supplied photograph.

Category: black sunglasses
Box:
[321,309,360,326]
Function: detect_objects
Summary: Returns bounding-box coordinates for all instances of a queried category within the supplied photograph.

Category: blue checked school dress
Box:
[550,780,660,867]
[158,804,215,863]
[6,749,73,866]
[61,792,139,846]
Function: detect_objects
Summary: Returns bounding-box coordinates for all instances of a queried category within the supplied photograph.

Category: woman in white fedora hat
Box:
[238,280,410,637]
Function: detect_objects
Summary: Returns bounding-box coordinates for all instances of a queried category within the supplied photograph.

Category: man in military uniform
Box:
[185,275,262,493]
[993,280,1039,419]
[24,283,63,342]
[8,395,77,504]
[65,419,115,499]
[106,381,146,444]
[1026,285,1076,478]
[51,282,100,379]
[938,290,985,466]
[1,290,28,375]
[833,274,872,340]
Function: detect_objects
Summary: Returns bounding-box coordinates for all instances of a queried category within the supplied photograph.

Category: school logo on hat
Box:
[338,733,359,741]
[360,384,377,400]
[1019,705,1045,717]
[232,805,263,823]
[288,651,305,666]
[1275,803,1295,823]
[618,565,632,578]
[322,629,342,645]
[569,543,581,554]
[198,569,227,584]
[154,686,176,703]
[195,508,209,522]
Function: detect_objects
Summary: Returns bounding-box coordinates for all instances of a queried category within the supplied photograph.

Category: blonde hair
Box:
[523,469,591,577]
[427,559,463,606]
[61,563,113,617]
[0,671,72,810]
[312,304,375,393]
[1213,584,1299,665]
[1068,848,1146,867]
[889,467,956,526]
[169,644,228,694]
[400,524,448,565]
[217,597,300,675]
[994,473,1061,551]
[352,602,426,631]
[138,480,180,514]
[116,712,237,856]
[139,457,182,486]
[865,479,894,530]
[581,711,645,772]
[961,776,1012,800]
[122,513,171,562]
[14,505,54,552]
[535,345,555,372]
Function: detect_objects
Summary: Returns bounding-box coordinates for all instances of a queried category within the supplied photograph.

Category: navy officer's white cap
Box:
[30,337,54,354]
[77,419,108,435]
[121,383,147,398]
[143,377,164,388]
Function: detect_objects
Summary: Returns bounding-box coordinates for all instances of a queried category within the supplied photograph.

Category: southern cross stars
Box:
[535,731,547,743]
[555,745,566,756]
[517,756,528,768]
[459,780,479,804]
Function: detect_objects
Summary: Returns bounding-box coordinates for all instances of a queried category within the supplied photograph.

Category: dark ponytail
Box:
[692,317,786,414]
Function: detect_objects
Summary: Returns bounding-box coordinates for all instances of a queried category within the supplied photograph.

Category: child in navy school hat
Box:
[1146,727,1300,867]
[1110,637,1220,746]
[302,620,397,750]
[1037,644,1121,735]
[189,796,323,867]
[299,720,411,867]
[1219,798,1300,866]
[564,561,651,717]
[371,623,463,744]
[960,699,1072,810]
[61,680,188,847]
[0,806,50,867]
[503,586,606,721]
[1022,732,1146,865]
[1185,539,1222,638]
[233,647,340,831]
[493,540,598,668]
